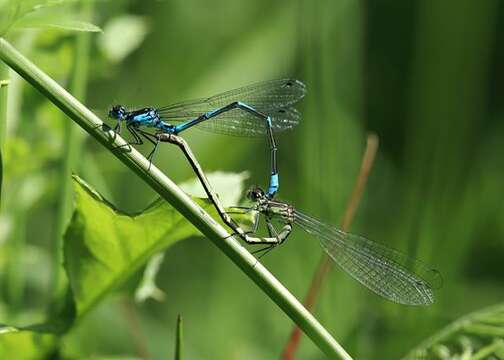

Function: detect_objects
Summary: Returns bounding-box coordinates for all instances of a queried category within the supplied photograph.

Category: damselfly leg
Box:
[156,133,281,246]
[249,216,292,257]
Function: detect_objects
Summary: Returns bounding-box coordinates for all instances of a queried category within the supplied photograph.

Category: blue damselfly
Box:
[108,79,306,198]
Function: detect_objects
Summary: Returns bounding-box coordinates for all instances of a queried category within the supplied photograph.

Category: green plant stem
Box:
[0,37,352,359]
[51,0,93,303]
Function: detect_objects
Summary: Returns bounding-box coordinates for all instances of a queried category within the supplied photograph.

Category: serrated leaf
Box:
[98,15,149,62]
[64,175,252,318]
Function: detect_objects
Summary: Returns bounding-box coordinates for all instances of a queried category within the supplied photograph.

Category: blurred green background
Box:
[1,0,504,358]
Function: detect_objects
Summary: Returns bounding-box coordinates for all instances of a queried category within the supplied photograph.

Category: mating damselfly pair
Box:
[106,79,441,306]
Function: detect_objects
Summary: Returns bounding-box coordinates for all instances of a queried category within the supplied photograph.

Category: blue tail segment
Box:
[173,119,199,133]
[267,173,279,197]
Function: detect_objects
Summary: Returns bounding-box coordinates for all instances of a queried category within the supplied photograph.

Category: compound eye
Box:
[110,105,127,119]
[253,188,264,199]
[247,186,264,201]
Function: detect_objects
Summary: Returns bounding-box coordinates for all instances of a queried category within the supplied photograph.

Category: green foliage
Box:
[403,303,504,359]
[64,175,217,318]
[0,0,101,36]
[0,173,253,358]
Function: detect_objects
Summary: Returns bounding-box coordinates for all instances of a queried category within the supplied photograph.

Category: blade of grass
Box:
[174,314,183,360]
[282,133,379,359]
[50,0,93,304]
[0,37,352,360]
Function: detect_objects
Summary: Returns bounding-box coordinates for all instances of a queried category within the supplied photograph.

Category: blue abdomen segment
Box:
[174,119,199,133]
[267,173,279,197]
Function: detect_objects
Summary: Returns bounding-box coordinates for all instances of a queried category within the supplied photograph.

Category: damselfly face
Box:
[247,187,266,202]
[108,105,127,120]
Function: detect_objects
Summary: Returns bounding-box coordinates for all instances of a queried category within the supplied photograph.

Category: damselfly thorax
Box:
[261,199,295,224]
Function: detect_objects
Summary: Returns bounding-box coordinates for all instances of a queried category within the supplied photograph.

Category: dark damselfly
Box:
[230,187,442,306]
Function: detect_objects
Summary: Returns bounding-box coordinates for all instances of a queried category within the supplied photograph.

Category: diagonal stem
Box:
[282,133,379,360]
[0,37,351,360]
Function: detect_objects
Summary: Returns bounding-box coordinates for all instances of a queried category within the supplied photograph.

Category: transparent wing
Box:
[292,210,442,305]
[180,107,300,137]
[157,79,305,136]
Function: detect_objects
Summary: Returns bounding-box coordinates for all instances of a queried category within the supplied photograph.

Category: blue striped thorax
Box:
[129,107,160,127]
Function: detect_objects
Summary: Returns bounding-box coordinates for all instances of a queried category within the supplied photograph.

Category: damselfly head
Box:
[108,105,127,120]
[247,186,265,202]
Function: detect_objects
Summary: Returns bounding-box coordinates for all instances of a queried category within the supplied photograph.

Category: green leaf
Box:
[403,303,504,359]
[64,175,251,318]
[0,0,100,35]
[0,171,251,359]
[14,13,101,32]
[97,15,149,62]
